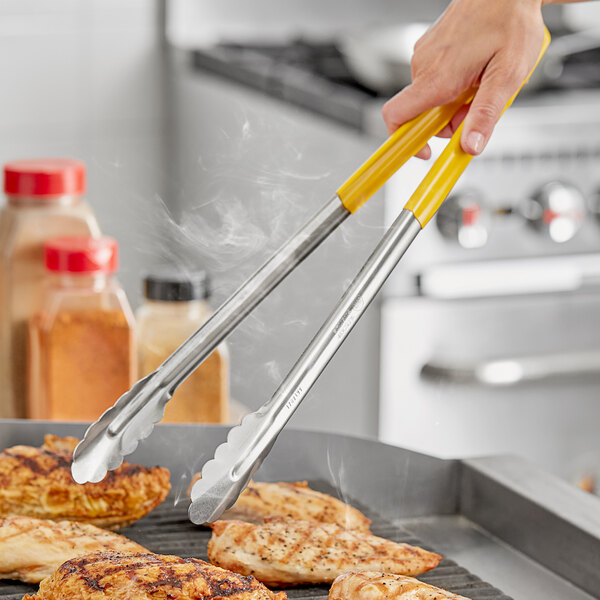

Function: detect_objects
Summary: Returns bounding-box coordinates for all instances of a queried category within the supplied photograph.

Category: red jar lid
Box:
[45,237,118,274]
[3,158,86,197]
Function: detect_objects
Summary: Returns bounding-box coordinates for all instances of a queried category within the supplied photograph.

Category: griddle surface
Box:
[0,487,511,600]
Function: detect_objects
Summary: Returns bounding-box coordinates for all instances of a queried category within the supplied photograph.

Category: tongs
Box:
[72,31,550,523]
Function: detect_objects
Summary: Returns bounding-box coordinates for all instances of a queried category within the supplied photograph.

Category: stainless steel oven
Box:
[380,90,600,481]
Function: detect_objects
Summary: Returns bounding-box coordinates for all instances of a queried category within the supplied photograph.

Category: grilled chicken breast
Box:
[0,435,170,529]
[23,551,288,600]
[330,571,470,600]
[0,515,147,583]
[189,478,371,531]
[207,519,441,586]
[41,435,79,454]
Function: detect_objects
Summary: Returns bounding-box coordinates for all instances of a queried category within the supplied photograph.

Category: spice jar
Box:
[0,159,100,418]
[136,269,229,424]
[27,236,135,421]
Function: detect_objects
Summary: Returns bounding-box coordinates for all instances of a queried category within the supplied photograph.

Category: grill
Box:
[0,421,599,600]
[0,496,510,600]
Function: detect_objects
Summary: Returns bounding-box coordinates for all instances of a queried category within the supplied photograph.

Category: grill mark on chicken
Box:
[81,574,106,592]
[144,575,183,590]
[208,520,442,586]
[278,520,314,563]
[148,566,184,589]
[24,551,288,600]
[4,448,145,482]
[206,574,259,596]
[102,464,144,483]
[4,449,71,475]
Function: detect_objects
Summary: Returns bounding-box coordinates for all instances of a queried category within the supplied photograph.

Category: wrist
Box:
[515,0,543,5]
[501,0,544,10]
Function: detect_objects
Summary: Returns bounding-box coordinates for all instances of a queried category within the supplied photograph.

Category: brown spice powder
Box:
[28,310,135,421]
[139,345,228,424]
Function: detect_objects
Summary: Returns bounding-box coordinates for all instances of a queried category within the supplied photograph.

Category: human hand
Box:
[381,0,547,158]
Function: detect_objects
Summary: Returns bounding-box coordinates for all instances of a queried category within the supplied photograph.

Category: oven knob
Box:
[523,181,586,243]
[589,189,600,222]
[436,191,489,249]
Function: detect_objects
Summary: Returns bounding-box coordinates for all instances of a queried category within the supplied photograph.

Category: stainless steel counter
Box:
[406,516,594,600]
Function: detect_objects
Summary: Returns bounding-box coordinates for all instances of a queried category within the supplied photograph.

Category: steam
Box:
[148,192,273,271]
[264,360,283,384]
[324,439,412,531]
[124,111,347,407]
[325,443,357,530]
[135,116,333,293]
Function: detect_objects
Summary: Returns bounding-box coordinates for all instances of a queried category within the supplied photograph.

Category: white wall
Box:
[0,0,168,304]
[167,0,450,47]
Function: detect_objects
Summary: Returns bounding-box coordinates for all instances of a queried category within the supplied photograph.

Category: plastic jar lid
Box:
[144,268,209,302]
[45,237,118,274]
[3,158,86,197]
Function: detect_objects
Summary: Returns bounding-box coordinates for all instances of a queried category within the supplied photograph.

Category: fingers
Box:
[461,57,524,155]
[387,59,525,157]
[382,79,459,160]
[415,104,465,157]
[415,145,432,160]
[435,105,470,138]
[382,79,455,137]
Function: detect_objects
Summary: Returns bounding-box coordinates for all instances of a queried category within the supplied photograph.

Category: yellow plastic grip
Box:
[405,27,551,227]
[336,88,476,213]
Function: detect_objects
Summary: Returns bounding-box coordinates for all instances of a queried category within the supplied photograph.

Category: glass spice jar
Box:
[0,159,100,418]
[27,236,136,421]
[136,269,229,424]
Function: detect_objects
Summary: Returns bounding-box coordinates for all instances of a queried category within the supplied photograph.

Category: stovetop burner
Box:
[191,38,600,131]
[221,41,378,92]
[192,40,378,129]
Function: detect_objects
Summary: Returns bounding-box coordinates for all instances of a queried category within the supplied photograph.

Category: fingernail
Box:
[466,131,485,155]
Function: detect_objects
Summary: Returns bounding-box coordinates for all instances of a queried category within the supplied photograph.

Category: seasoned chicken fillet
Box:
[0,435,170,529]
[208,519,441,586]
[22,551,288,600]
[330,571,470,600]
[0,515,147,583]
[189,479,371,531]
[41,435,79,454]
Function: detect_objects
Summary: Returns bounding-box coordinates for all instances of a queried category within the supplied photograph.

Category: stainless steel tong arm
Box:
[241,209,421,454]
[189,209,421,523]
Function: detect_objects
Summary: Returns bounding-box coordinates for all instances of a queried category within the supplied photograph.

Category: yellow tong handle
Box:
[337,27,551,225]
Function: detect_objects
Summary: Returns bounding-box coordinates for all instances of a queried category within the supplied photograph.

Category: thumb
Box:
[461,60,523,155]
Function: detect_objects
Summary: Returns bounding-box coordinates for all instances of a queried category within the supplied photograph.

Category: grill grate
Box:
[0,487,511,600]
